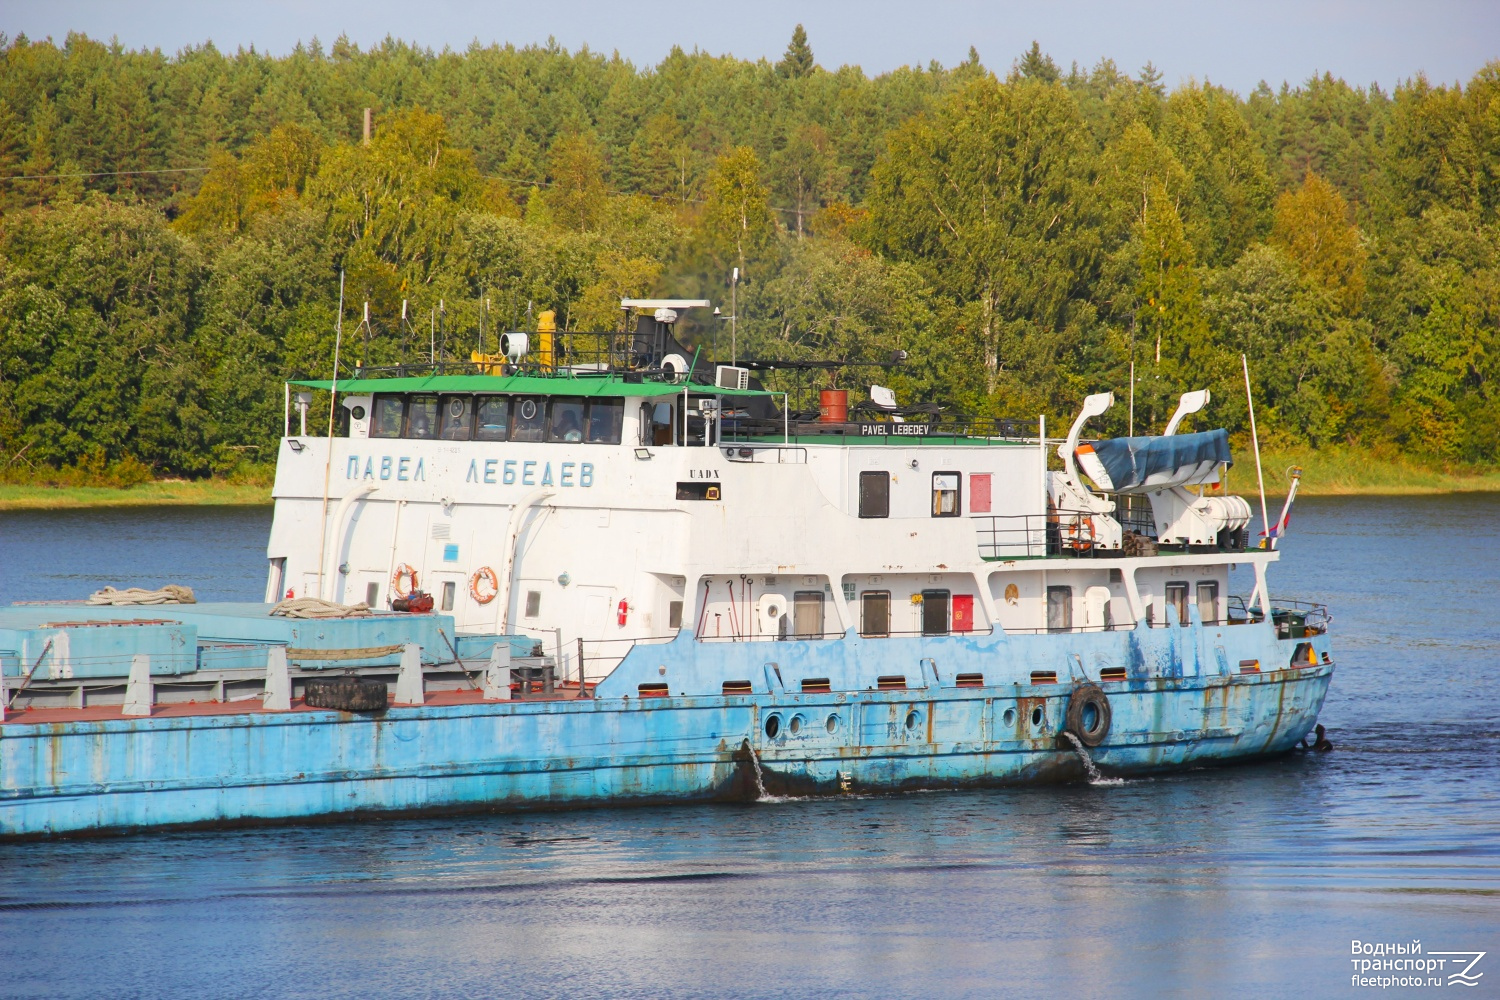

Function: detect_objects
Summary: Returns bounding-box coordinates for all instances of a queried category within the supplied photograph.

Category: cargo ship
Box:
[0,300,1333,837]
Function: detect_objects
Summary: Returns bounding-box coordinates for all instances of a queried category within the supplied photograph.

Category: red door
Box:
[952,594,975,632]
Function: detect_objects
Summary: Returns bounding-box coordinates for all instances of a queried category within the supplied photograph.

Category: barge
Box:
[0,301,1332,837]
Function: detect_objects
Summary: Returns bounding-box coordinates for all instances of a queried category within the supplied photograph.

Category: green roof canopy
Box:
[289,373,778,399]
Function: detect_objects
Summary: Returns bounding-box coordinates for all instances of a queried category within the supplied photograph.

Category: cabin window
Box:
[511,397,547,442]
[643,401,674,446]
[1046,585,1073,632]
[439,395,473,441]
[969,473,992,513]
[858,471,890,518]
[440,581,456,612]
[548,398,587,442]
[931,472,961,517]
[860,591,891,637]
[1197,581,1220,626]
[668,600,684,630]
[371,395,405,439]
[475,396,509,441]
[922,589,950,636]
[404,395,439,439]
[365,581,379,607]
[524,590,541,618]
[793,591,825,638]
[587,399,624,444]
[1166,581,1190,627]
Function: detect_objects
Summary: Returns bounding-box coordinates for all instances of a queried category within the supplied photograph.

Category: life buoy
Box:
[1063,516,1096,552]
[1065,682,1111,747]
[392,563,419,599]
[470,566,499,605]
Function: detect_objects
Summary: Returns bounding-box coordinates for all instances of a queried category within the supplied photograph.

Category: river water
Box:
[0,497,1496,998]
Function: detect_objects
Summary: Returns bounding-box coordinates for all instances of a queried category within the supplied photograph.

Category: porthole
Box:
[905,710,921,731]
[1030,706,1044,728]
[764,714,781,740]
[1002,707,1016,727]
[350,405,366,420]
[826,713,840,734]
[789,714,804,736]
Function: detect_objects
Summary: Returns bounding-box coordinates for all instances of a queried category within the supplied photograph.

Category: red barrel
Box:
[819,389,848,423]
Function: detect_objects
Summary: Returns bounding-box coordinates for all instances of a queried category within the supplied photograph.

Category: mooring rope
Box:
[86,585,197,606]
[271,597,372,619]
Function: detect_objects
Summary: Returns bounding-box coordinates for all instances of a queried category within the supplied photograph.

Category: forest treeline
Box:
[0,28,1497,477]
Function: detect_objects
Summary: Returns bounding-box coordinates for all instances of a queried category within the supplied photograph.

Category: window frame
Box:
[792,590,826,638]
[921,589,951,636]
[1165,581,1190,627]
[438,394,474,441]
[403,394,439,440]
[474,395,510,441]
[860,590,891,637]
[931,471,962,517]
[1196,580,1220,626]
[858,471,890,518]
[370,394,406,439]
[1046,585,1073,633]
[511,396,548,443]
[586,399,625,444]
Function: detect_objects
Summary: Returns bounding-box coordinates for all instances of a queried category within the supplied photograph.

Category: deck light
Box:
[288,440,305,453]
[635,448,653,460]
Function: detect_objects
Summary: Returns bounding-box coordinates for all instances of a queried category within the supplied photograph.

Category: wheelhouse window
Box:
[1046,585,1073,632]
[475,396,509,441]
[1166,581,1190,627]
[439,395,473,441]
[793,591,825,638]
[371,395,405,439]
[859,471,890,518]
[1196,581,1220,626]
[404,395,439,439]
[921,589,950,636]
[547,398,587,442]
[860,591,891,637]
[931,472,961,517]
[642,401,674,446]
[511,397,547,442]
[587,399,624,444]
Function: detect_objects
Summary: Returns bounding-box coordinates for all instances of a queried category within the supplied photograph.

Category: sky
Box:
[5,0,1497,96]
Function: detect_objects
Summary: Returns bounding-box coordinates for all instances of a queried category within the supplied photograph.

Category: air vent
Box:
[800,677,831,693]
[722,679,753,695]
[715,365,750,391]
[430,522,451,540]
[1099,666,1127,681]
[877,675,908,691]
[1030,670,1058,685]
[637,683,670,698]
[954,672,984,688]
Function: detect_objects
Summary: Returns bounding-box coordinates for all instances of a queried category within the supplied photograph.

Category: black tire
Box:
[1065,682,1111,748]
[304,675,389,713]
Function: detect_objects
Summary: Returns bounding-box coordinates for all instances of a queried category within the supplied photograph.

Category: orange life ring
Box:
[392,563,419,599]
[1064,516,1097,551]
[470,566,499,605]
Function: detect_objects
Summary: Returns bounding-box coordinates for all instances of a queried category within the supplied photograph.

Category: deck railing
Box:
[973,509,1104,560]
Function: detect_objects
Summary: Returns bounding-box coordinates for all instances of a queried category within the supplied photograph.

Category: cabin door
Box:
[951,594,975,632]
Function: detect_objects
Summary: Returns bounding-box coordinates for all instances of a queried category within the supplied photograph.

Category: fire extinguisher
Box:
[617,599,629,626]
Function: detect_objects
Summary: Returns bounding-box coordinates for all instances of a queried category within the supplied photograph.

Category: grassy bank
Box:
[1253,446,1500,496]
[0,479,272,511]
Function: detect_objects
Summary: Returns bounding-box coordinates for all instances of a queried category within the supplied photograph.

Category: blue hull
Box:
[0,635,1332,837]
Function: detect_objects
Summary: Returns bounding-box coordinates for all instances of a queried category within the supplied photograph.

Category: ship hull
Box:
[0,664,1331,838]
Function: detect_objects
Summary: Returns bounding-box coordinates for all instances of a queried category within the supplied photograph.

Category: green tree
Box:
[1269,171,1366,315]
[776,25,815,80]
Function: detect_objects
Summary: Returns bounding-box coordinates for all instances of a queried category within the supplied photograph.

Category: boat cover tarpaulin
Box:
[1084,428,1232,493]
